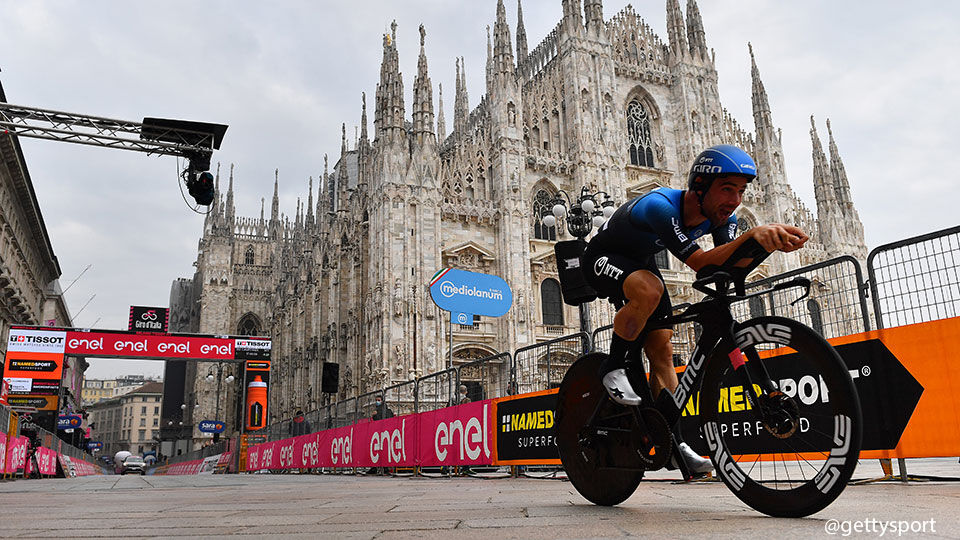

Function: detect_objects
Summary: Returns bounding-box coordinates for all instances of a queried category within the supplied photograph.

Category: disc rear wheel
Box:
[556,353,644,506]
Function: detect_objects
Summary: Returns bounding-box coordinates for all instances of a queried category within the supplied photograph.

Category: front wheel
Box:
[698,316,862,517]
[556,353,643,506]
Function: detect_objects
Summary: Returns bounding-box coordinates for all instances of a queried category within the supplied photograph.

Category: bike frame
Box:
[593,240,811,470]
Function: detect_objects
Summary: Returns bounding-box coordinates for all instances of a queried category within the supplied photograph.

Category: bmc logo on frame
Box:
[7,330,67,353]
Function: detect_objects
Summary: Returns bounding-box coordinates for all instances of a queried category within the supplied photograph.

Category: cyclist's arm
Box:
[685,224,809,271]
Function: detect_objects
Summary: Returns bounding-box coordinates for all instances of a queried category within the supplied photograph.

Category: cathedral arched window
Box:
[541,278,563,326]
[627,100,655,167]
[532,189,557,241]
[237,313,262,336]
[736,216,754,238]
[244,245,255,265]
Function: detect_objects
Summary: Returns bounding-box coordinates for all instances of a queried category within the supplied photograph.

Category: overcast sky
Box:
[3,1,957,378]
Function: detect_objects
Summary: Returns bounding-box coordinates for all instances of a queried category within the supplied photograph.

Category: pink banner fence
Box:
[245,400,493,471]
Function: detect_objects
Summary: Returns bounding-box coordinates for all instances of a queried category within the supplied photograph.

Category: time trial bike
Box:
[555,239,862,517]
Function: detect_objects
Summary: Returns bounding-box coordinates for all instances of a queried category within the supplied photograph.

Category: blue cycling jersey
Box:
[590,188,737,262]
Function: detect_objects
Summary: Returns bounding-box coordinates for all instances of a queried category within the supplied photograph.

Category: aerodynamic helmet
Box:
[687,144,757,201]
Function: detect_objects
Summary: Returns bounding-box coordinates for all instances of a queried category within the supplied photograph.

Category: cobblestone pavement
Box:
[0,459,958,538]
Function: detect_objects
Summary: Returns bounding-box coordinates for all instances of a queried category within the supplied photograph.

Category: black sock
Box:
[602,333,642,373]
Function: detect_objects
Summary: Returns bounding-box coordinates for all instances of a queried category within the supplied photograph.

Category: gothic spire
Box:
[750,43,775,141]
[666,0,688,62]
[810,116,836,218]
[225,163,235,223]
[374,20,405,141]
[360,92,368,144]
[306,175,314,225]
[686,0,707,60]
[271,169,279,222]
[437,83,446,142]
[584,0,603,32]
[516,0,529,66]
[562,0,583,32]
[323,154,333,214]
[337,123,349,196]
[493,0,515,77]
[827,119,854,210]
[454,57,469,137]
[412,23,435,144]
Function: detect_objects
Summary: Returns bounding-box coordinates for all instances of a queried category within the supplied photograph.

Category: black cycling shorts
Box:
[580,246,673,332]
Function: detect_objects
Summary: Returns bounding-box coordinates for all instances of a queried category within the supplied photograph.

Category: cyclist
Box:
[580,144,808,473]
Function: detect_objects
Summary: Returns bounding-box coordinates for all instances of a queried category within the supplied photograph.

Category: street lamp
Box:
[541,186,617,337]
[205,363,235,442]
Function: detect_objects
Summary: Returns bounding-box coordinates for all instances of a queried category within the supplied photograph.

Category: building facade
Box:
[0,81,73,351]
[88,381,163,457]
[82,378,119,406]
[171,0,867,439]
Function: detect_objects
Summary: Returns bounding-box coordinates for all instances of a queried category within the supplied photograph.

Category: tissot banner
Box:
[3,329,67,412]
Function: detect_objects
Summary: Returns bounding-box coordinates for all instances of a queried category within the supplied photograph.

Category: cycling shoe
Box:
[668,442,713,475]
[601,368,642,406]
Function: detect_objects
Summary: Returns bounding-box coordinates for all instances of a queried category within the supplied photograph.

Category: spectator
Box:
[367,396,394,475]
[458,384,471,404]
[372,396,394,421]
[289,410,311,437]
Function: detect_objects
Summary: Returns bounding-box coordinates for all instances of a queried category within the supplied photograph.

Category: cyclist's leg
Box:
[644,329,675,400]
[602,270,663,404]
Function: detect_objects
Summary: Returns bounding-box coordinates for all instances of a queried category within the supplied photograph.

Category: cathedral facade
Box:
[171,0,866,441]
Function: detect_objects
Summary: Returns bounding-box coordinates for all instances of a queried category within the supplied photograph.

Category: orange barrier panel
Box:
[829,317,960,459]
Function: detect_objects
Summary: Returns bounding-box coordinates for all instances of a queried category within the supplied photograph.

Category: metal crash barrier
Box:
[867,225,960,481]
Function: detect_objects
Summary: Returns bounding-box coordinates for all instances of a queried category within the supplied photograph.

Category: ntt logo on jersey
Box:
[593,256,624,280]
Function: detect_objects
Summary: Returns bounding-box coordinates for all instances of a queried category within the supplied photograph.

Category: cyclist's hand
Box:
[779,225,809,252]
[751,224,808,253]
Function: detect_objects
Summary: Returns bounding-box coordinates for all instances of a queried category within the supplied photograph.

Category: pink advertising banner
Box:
[416,400,493,467]
[6,436,26,473]
[362,415,416,468]
[0,432,6,474]
[244,400,495,471]
[69,456,98,476]
[36,446,57,476]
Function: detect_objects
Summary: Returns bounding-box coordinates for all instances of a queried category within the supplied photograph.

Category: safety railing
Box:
[416,367,458,413]
[513,333,589,394]
[868,225,960,329]
[160,439,229,467]
[455,352,512,402]
[732,255,871,338]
